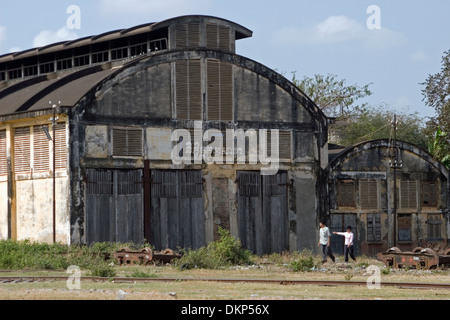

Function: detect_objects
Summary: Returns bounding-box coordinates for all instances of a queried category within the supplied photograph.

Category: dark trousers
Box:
[344,245,356,262]
[321,245,335,262]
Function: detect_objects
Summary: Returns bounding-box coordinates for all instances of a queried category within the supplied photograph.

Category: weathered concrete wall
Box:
[0,181,7,240]
[16,177,70,243]
[93,63,172,119]
[234,68,312,123]
[294,172,319,252]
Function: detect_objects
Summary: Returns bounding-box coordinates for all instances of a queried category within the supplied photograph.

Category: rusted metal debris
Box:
[377,246,450,269]
[113,248,181,266]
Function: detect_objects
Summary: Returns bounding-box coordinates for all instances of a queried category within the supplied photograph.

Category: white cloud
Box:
[411,50,428,62]
[33,26,78,48]
[8,46,21,53]
[273,15,406,50]
[99,0,212,18]
[0,26,7,52]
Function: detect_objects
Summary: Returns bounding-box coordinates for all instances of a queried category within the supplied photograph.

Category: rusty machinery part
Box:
[386,247,402,253]
[113,247,181,266]
[377,247,441,270]
[163,248,174,255]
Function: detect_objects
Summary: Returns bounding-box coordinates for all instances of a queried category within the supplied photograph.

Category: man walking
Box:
[333,226,356,262]
[318,221,335,263]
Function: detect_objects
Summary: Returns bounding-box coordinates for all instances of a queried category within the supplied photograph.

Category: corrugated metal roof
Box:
[0,66,118,116]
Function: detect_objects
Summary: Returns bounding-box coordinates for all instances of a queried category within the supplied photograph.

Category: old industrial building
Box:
[0,15,448,257]
[327,140,449,257]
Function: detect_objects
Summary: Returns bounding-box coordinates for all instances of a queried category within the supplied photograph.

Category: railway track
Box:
[1,276,450,290]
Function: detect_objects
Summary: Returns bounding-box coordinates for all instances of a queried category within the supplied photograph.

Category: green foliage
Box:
[333,106,428,149]
[0,239,149,273]
[175,227,252,270]
[426,124,450,168]
[290,256,315,272]
[89,264,116,278]
[422,50,450,167]
[127,269,159,278]
[293,73,372,117]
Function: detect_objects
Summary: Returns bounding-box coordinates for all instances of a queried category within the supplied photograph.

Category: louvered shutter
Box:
[278,131,292,161]
[400,180,417,209]
[176,60,202,120]
[265,130,291,162]
[112,128,143,157]
[207,59,233,121]
[338,180,356,207]
[14,127,31,174]
[360,179,378,209]
[206,23,231,52]
[55,123,68,170]
[0,130,6,176]
[422,181,437,207]
[175,22,200,48]
[33,125,50,173]
[367,214,381,242]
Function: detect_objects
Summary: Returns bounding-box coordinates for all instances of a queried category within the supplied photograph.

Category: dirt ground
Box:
[1,258,450,300]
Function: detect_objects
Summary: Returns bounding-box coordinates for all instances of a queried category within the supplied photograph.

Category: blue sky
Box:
[0,0,449,120]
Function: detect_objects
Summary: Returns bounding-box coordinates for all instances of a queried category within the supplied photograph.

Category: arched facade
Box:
[326,139,449,257]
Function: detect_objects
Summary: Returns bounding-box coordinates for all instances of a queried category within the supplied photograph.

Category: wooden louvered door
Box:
[150,170,205,251]
[85,169,144,244]
[237,171,289,255]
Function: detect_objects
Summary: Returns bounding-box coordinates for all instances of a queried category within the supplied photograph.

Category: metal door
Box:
[238,171,289,255]
[85,169,144,244]
[330,213,358,256]
[150,170,205,251]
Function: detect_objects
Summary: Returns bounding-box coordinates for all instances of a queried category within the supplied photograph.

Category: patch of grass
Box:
[127,268,159,278]
[175,228,253,270]
[0,239,151,274]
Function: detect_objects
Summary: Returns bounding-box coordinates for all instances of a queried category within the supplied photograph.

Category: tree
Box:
[422,50,450,167]
[333,106,428,149]
[292,73,372,118]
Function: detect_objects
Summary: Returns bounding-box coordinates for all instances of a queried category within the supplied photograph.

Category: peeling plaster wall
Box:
[16,177,70,243]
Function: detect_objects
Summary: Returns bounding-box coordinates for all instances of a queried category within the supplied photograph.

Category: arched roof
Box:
[0,15,325,126]
[327,139,449,179]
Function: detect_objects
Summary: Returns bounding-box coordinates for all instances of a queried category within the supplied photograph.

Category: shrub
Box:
[176,228,253,270]
[290,256,315,272]
[89,263,116,278]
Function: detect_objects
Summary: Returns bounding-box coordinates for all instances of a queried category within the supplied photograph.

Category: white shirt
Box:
[335,231,354,246]
[319,226,331,245]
